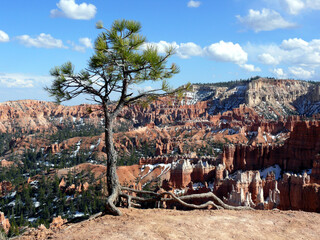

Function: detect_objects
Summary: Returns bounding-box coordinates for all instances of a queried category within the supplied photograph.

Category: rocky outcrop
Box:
[311,157,320,184]
[246,79,310,118]
[0,100,104,134]
[0,181,12,197]
[50,216,67,230]
[169,160,193,189]
[222,121,320,173]
[168,159,215,189]
[0,159,14,168]
[278,172,320,212]
[222,171,280,209]
[0,212,10,234]
[191,78,320,118]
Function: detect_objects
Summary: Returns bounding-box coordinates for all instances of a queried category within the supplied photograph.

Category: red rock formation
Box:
[311,157,320,184]
[83,182,89,191]
[50,216,67,230]
[168,158,215,189]
[59,178,66,189]
[0,212,10,234]
[278,172,320,212]
[0,181,12,197]
[222,121,320,173]
[169,160,193,189]
[0,159,14,168]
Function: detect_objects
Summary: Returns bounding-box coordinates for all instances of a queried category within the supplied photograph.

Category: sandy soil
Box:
[21,208,320,240]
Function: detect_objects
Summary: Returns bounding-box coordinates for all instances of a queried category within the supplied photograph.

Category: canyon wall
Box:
[222,121,320,173]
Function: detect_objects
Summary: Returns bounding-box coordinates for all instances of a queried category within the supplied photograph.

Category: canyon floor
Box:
[21,208,320,240]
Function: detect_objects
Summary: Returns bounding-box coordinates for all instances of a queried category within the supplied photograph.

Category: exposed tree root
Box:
[105,186,123,216]
[120,187,253,211]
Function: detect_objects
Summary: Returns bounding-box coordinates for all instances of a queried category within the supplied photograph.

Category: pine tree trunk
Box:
[104,114,122,216]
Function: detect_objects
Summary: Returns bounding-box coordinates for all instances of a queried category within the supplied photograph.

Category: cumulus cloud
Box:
[271,68,287,78]
[16,33,67,49]
[143,40,250,69]
[0,30,9,42]
[258,53,280,65]
[306,0,320,9]
[240,64,261,72]
[244,37,320,79]
[279,38,320,65]
[288,66,314,79]
[271,67,314,80]
[69,37,93,52]
[142,41,178,54]
[204,41,248,64]
[130,85,154,94]
[0,73,52,88]
[50,0,97,20]
[187,0,201,8]
[280,38,308,50]
[142,41,202,59]
[247,38,320,67]
[176,42,203,59]
[281,0,320,15]
[237,8,296,32]
[282,0,305,14]
[79,37,93,48]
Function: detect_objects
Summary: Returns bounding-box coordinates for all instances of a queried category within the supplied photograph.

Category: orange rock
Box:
[0,212,10,234]
[59,178,66,189]
[0,159,14,168]
[0,181,12,197]
[50,216,67,230]
[83,182,90,191]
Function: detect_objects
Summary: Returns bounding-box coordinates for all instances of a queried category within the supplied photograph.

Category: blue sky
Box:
[1,0,320,104]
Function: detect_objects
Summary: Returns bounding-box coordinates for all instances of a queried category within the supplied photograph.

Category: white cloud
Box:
[306,0,320,9]
[0,73,52,88]
[281,38,308,50]
[142,41,178,54]
[176,42,203,59]
[79,37,93,48]
[142,41,202,59]
[282,0,305,14]
[247,38,320,68]
[16,33,67,49]
[288,66,314,79]
[270,66,314,80]
[281,0,320,14]
[204,41,248,64]
[144,40,249,68]
[258,53,280,65]
[187,0,201,8]
[271,68,287,78]
[0,30,9,42]
[279,38,320,65]
[237,8,296,32]
[240,64,261,72]
[130,85,154,93]
[50,0,97,20]
[69,37,93,52]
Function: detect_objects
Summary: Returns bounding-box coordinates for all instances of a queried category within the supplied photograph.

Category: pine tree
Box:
[46,19,189,215]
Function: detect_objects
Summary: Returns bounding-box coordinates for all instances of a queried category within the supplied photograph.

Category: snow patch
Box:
[28,218,38,222]
[192,182,205,190]
[71,140,82,158]
[140,163,171,179]
[174,189,186,195]
[73,212,85,217]
[260,165,281,180]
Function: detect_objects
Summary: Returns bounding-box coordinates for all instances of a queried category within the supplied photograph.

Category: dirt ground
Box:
[20,208,320,240]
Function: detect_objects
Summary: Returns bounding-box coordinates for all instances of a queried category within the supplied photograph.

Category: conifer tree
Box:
[46,19,187,215]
